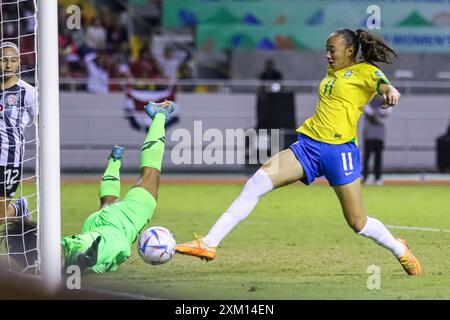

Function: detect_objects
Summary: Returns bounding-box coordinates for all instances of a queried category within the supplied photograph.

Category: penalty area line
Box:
[387,225,450,233]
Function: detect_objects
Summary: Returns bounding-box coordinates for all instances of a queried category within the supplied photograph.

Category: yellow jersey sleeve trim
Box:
[376,78,391,95]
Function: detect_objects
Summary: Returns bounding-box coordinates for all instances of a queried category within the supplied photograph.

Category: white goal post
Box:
[37,0,61,291]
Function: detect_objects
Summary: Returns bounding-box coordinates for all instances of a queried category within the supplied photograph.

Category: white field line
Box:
[83,287,165,300]
[387,225,450,233]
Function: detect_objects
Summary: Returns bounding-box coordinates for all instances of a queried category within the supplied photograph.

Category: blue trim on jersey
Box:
[289,134,361,187]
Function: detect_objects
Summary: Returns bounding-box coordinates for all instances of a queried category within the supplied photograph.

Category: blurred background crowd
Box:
[57,0,196,93]
[2,0,450,175]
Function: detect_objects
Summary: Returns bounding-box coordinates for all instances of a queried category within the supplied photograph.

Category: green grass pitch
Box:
[61,182,450,299]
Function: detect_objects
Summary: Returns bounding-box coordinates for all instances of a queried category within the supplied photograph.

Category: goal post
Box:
[37,0,61,291]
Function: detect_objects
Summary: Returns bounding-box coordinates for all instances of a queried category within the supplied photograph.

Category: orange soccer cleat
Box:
[397,238,422,276]
[175,234,217,261]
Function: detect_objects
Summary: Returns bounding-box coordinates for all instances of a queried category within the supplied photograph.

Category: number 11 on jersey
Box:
[341,152,353,172]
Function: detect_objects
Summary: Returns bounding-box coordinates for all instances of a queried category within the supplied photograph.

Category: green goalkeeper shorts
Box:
[61,187,157,273]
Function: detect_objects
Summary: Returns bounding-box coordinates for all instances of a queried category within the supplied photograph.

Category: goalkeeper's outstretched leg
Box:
[98,145,124,208]
[1,101,175,274]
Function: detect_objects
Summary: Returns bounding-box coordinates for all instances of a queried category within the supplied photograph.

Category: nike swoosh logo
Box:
[345,172,353,176]
[101,175,119,182]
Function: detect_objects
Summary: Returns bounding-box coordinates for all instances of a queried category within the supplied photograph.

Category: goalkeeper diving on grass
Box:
[1,100,175,273]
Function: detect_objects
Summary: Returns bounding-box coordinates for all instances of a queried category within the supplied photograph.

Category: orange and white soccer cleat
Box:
[397,238,422,276]
[175,234,217,261]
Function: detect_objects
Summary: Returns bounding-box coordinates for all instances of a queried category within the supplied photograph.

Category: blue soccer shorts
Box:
[289,134,361,187]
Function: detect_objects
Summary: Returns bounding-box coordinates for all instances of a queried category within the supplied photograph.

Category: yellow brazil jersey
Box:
[297,62,391,145]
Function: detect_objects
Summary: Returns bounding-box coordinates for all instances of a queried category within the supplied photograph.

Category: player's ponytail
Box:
[335,28,397,65]
[355,29,397,64]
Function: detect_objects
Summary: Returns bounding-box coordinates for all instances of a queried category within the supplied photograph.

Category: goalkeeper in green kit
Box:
[1,101,175,274]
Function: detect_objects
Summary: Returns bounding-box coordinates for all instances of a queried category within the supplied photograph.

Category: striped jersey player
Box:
[0,42,36,223]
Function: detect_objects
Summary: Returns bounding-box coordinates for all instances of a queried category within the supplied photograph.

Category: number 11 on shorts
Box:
[341,152,353,172]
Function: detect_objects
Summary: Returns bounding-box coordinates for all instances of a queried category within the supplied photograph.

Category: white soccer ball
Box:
[137,226,176,265]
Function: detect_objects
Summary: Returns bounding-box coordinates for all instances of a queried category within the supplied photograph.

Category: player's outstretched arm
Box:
[379,83,401,108]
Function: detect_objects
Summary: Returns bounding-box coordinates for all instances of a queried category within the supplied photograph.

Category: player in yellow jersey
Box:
[176,29,421,276]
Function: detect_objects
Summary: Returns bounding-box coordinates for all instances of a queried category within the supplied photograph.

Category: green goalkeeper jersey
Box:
[61,187,156,273]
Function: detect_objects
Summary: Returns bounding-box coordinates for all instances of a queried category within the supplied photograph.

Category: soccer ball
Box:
[137,226,176,265]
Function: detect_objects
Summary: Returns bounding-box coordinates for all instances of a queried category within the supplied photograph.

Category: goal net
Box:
[0,0,60,291]
[0,0,39,274]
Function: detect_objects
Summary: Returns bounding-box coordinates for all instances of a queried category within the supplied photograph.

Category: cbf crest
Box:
[343,71,353,78]
[375,71,385,78]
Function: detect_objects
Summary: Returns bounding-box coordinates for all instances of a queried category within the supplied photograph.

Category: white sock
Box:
[203,169,274,247]
[10,203,18,217]
[358,217,406,258]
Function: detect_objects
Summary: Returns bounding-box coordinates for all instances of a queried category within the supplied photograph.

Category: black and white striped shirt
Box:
[0,79,36,167]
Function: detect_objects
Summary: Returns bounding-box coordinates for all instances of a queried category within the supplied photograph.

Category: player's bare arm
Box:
[379,83,401,108]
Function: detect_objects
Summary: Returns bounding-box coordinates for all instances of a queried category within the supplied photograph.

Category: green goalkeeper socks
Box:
[99,158,121,199]
[141,113,166,171]
[99,113,165,197]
